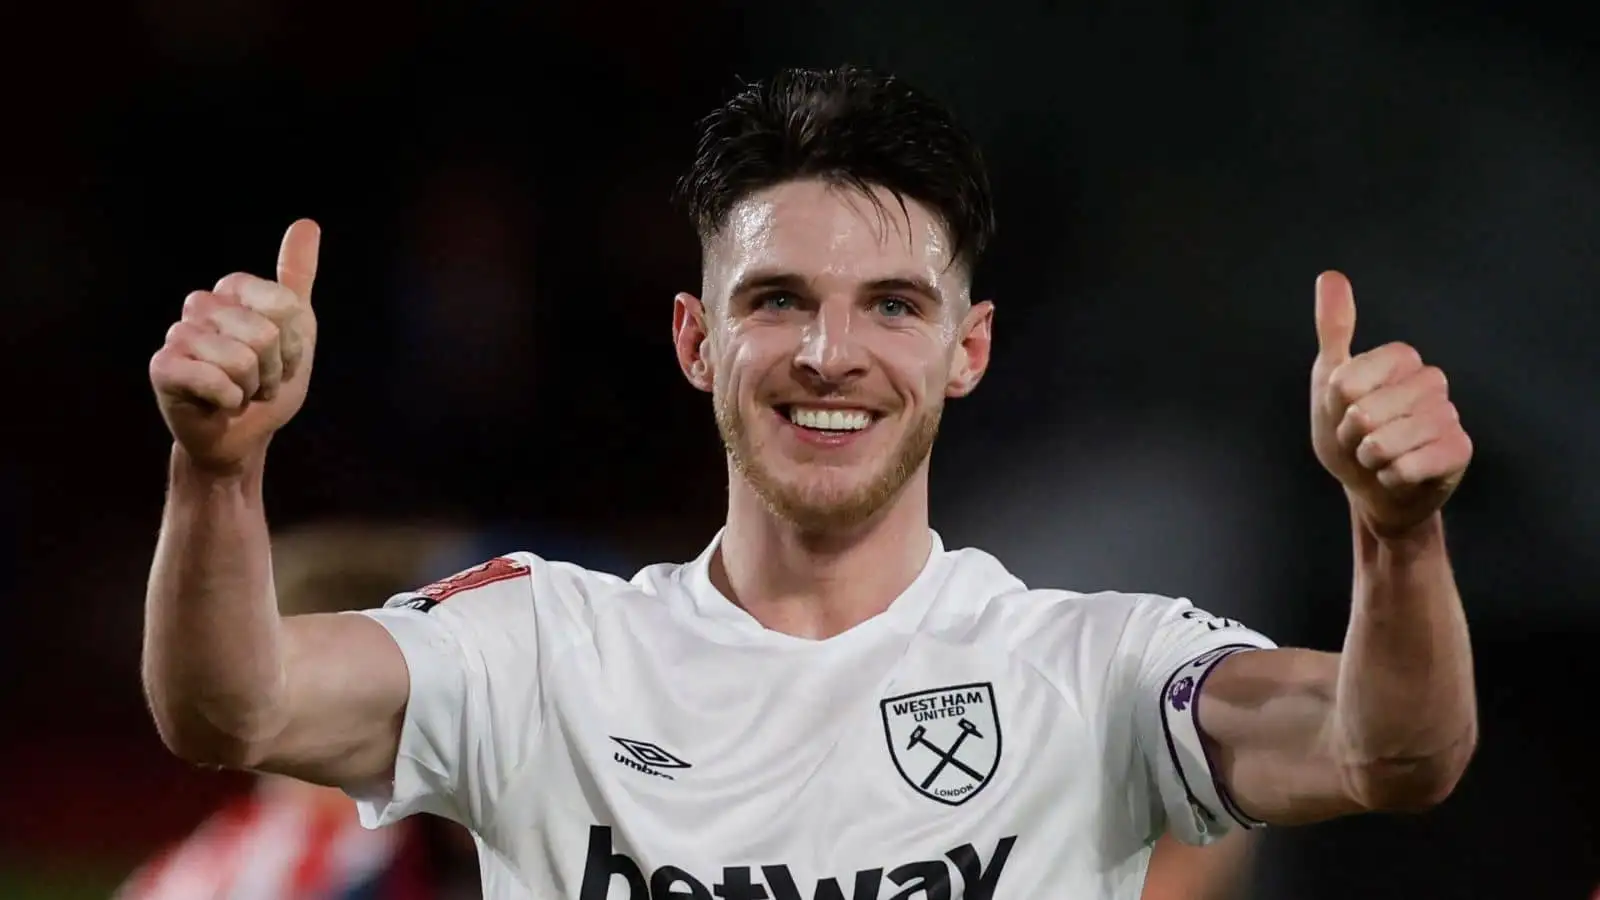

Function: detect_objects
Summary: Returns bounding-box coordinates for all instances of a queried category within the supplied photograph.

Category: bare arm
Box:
[1141,831,1254,900]
[1197,273,1478,825]
[142,448,410,787]
[143,220,412,789]
[1200,514,1476,824]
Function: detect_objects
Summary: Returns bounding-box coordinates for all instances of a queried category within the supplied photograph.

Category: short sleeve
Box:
[344,554,543,832]
[1123,596,1277,846]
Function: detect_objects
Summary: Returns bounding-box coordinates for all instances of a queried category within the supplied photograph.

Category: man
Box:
[120,523,483,900]
[143,67,1477,898]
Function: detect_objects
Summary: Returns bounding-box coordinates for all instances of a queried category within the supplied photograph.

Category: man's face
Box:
[673,179,993,532]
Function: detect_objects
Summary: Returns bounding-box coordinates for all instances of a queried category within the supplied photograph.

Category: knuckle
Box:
[1377,466,1405,491]
[241,279,298,319]
[1381,457,1410,486]
[1421,365,1448,391]
[182,290,213,315]
[213,271,255,295]
[254,318,282,352]
[207,305,280,352]
[165,320,195,347]
[1393,455,1422,484]
[149,350,174,381]
[1330,373,1362,406]
[232,342,263,373]
[1343,402,1370,430]
[254,333,283,360]
[272,280,298,307]
[1357,433,1384,464]
[206,338,252,375]
[233,311,280,351]
[1337,410,1369,447]
[1385,341,1423,368]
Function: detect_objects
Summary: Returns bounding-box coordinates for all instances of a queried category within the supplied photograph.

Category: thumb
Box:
[1314,270,1356,365]
[276,218,321,302]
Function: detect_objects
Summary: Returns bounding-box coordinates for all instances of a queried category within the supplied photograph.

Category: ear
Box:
[673,292,714,393]
[945,300,994,398]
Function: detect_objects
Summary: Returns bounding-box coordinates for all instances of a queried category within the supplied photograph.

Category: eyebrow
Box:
[728,270,946,305]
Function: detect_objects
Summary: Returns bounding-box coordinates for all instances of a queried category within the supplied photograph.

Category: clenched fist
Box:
[1310,271,1473,538]
[150,219,321,473]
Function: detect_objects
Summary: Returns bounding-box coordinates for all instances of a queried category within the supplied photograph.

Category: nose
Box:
[793,301,868,386]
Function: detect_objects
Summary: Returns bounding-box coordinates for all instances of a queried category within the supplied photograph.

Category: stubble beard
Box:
[715,392,941,535]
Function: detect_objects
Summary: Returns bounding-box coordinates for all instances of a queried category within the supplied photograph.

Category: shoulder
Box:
[930,546,1257,682]
[930,543,1179,641]
[377,550,639,634]
[990,587,1261,666]
[385,554,538,613]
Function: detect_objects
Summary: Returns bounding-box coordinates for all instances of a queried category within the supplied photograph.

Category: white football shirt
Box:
[350,531,1275,899]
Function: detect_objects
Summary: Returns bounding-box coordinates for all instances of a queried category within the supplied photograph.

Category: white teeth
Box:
[788,406,873,432]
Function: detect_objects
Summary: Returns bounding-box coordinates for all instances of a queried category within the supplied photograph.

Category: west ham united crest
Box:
[880,682,1002,806]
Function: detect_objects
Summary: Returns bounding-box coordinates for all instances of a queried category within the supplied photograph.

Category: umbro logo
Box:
[611,737,691,780]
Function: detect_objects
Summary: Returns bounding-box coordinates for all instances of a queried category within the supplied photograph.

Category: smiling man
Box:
[142,66,1478,899]
[698,175,962,543]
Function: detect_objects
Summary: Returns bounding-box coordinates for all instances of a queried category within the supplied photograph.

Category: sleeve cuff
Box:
[342,608,462,829]
[1158,644,1269,833]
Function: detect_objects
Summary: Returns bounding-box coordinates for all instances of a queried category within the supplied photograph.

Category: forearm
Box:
[1334,508,1477,805]
[142,445,288,763]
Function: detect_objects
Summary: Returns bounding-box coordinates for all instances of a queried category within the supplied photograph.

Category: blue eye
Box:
[876,297,912,317]
[756,292,797,311]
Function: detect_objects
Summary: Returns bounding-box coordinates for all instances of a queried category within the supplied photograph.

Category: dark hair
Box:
[675,66,996,273]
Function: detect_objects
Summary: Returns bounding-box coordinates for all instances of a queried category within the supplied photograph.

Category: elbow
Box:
[1351,727,1478,813]
[142,679,275,771]
[150,712,264,771]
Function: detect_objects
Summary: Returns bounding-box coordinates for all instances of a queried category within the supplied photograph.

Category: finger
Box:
[1323,341,1424,415]
[151,350,246,411]
[180,291,223,333]
[1334,365,1449,446]
[1355,401,1460,470]
[166,321,261,406]
[227,277,298,389]
[1314,271,1356,365]
[211,306,283,401]
[211,274,300,324]
[1377,430,1473,492]
[276,218,321,302]
[277,320,304,384]
[182,290,286,400]
[184,290,281,345]
[208,275,307,381]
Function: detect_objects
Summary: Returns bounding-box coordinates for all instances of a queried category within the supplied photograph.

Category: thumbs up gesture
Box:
[150,219,322,474]
[1310,272,1473,538]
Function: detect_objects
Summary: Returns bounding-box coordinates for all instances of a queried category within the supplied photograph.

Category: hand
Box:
[150,219,321,474]
[1309,271,1473,538]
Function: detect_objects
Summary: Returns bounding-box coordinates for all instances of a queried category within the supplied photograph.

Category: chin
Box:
[718,393,939,532]
[758,463,903,532]
[771,491,887,534]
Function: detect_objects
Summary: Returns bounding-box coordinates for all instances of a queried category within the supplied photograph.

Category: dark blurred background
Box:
[2,0,1596,897]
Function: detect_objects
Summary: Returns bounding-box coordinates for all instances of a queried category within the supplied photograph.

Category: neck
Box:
[715,464,934,640]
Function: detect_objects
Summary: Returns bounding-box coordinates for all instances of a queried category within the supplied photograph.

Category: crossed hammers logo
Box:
[906,718,986,789]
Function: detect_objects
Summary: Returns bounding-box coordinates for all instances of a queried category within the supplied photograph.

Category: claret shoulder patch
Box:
[415,556,530,605]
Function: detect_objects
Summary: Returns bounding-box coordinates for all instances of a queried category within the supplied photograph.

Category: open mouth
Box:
[774,404,880,437]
